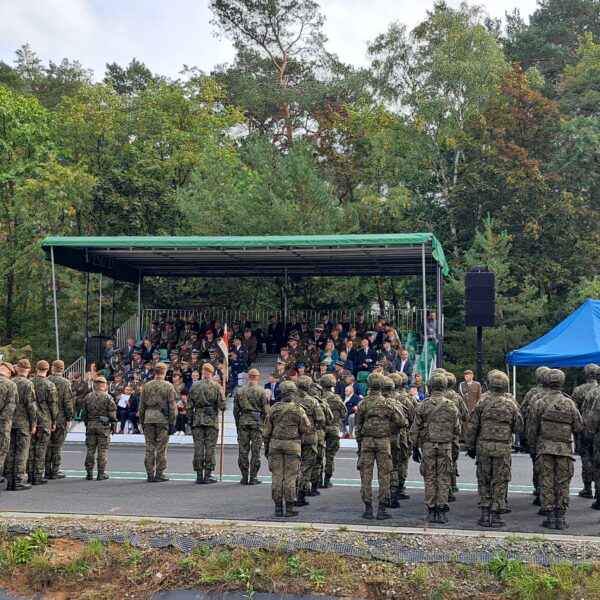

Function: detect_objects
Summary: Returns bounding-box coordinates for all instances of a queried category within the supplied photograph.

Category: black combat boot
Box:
[249,477,261,485]
[51,472,66,480]
[154,474,169,483]
[376,504,391,520]
[309,483,320,496]
[448,490,456,502]
[274,503,284,517]
[555,509,568,530]
[427,507,436,523]
[389,490,400,509]
[147,473,155,482]
[203,470,217,484]
[285,502,299,517]
[542,510,557,529]
[32,478,48,485]
[500,506,512,514]
[398,487,410,500]
[96,473,109,481]
[478,508,491,527]
[436,508,448,524]
[490,511,505,528]
[5,480,14,491]
[240,474,249,485]
[591,499,600,510]
[532,495,541,506]
[14,481,31,491]
[296,490,310,507]
[86,471,94,481]
[579,483,593,499]
[322,476,333,488]
[196,471,204,484]
[362,503,373,519]
[451,485,459,493]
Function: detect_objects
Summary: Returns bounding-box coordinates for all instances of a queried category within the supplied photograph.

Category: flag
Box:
[217,323,229,381]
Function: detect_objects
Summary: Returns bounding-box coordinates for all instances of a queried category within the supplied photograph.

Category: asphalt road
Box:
[1,442,597,536]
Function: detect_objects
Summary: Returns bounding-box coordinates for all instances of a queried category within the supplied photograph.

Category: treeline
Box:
[0,0,599,384]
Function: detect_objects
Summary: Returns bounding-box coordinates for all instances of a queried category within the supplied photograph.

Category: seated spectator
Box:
[313,361,329,382]
[178,321,194,346]
[213,320,225,339]
[354,311,369,337]
[109,349,123,373]
[84,361,103,388]
[414,372,426,395]
[285,314,301,338]
[172,313,184,337]
[146,321,162,347]
[131,349,144,371]
[357,339,376,373]
[340,385,360,439]
[339,311,351,333]
[338,350,354,374]
[188,369,201,390]
[141,338,154,362]
[380,339,397,365]
[129,389,140,433]
[392,349,413,379]
[306,340,321,374]
[103,339,116,368]
[264,373,281,405]
[123,337,136,361]
[345,373,365,398]
[230,337,248,367]
[188,313,200,333]
[387,327,402,350]
[288,369,299,383]
[161,322,178,352]
[199,313,213,335]
[275,359,288,382]
[116,385,133,434]
[330,329,344,351]
[320,341,339,372]
[150,349,162,365]
[296,362,307,377]
[141,362,154,382]
[320,312,333,334]
[409,384,424,403]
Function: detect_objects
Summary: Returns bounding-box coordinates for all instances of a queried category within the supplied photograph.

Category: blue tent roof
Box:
[507,299,600,367]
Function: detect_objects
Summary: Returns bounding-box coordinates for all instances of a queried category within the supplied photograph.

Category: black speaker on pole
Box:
[465,268,496,327]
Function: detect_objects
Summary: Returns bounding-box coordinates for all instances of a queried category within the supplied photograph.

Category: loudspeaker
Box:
[465,269,495,327]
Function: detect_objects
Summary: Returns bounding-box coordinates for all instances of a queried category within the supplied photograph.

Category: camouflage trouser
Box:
[530,452,539,494]
[537,454,574,512]
[45,424,68,477]
[85,427,111,473]
[0,421,11,476]
[421,443,453,508]
[27,428,51,480]
[238,425,263,479]
[451,440,460,490]
[299,440,317,493]
[390,435,400,490]
[4,428,31,484]
[580,437,594,486]
[310,431,326,486]
[398,443,411,491]
[476,449,511,512]
[358,436,392,505]
[324,431,340,478]
[269,439,301,503]
[143,423,171,477]
[192,426,218,473]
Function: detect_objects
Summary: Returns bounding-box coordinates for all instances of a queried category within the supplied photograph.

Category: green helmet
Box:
[446,372,457,388]
[279,381,297,396]
[548,369,565,388]
[584,363,599,378]
[489,371,509,391]
[428,373,447,391]
[382,376,395,392]
[367,372,385,391]
[535,366,551,382]
[319,374,336,388]
[310,382,322,398]
[389,373,403,387]
[399,372,409,385]
[297,375,313,391]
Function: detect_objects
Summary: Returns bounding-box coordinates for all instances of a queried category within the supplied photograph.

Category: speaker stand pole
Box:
[476,326,483,384]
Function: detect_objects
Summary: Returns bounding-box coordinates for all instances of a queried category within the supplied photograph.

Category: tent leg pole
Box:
[422,243,428,380]
[50,247,60,360]
[513,365,517,400]
[84,268,90,371]
[436,262,443,367]
[98,273,103,335]
[137,271,142,339]
[111,276,116,336]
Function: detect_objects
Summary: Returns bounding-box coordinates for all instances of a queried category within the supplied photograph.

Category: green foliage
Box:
[488,552,526,582]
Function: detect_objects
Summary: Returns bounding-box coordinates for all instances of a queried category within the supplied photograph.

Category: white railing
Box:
[116,314,140,349]
[64,355,86,378]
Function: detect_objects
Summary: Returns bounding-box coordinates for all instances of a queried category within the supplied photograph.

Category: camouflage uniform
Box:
[263,381,311,516]
[45,375,74,479]
[410,373,460,524]
[356,373,406,520]
[310,385,333,494]
[138,378,177,481]
[294,377,324,506]
[527,369,582,529]
[585,378,600,509]
[320,374,347,487]
[72,378,89,418]
[467,372,523,527]
[5,374,36,489]
[0,374,18,481]
[572,364,599,499]
[27,375,57,483]
[234,381,270,484]
[82,390,117,478]
[187,377,226,483]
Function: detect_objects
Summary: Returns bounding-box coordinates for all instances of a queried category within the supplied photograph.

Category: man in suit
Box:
[239,313,252,332]
[199,315,214,336]
[343,339,359,369]
[123,338,136,362]
[340,385,361,438]
[285,314,301,339]
[266,316,284,354]
[357,339,377,373]
[392,350,413,380]
[264,373,281,405]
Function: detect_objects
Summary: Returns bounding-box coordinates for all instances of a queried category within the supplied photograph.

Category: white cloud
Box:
[0,0,539,79]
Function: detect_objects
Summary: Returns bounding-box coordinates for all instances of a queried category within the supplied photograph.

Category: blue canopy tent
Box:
[506,299,600,396]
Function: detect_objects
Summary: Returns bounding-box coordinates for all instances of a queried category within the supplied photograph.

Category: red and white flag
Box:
[217,323,229,377]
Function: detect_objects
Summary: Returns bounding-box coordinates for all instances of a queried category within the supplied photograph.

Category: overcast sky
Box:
[0,0,540,79]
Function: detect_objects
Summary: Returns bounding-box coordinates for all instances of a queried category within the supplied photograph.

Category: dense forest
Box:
[0,0,599,385]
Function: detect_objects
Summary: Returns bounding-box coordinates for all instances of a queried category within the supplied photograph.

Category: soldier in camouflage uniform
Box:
[356,373,406,520]
[0,361,18,490]
[81,376,117,480]
[572,364,599,499]
[527,369,582,529]
[263,380,311,517]
[584,370,600,509]
[520,366,551,505]
[71,372,88,418]
[466,371,523,528]
[45,360,74,480]
[27,361,57,485]
[310,382,333,496]
[294,377,324,506]
[319,374,347,488]
[138,362,177,482]
[410,372,461,524]
[187,363,226,484]
[234,368,270,485]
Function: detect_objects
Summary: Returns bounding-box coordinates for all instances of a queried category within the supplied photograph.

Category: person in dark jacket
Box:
[264,374,281,405]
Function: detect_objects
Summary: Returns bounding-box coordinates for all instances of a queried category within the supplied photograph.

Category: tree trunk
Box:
[5,271,14,342]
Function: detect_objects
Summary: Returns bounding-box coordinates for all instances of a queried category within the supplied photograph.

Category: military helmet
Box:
[398,372,409,385]
[428,372,447,391]
[489,371,509,391]
[535,366,551,382]
[320,374,336,388]
[279,380,297,396]
[389,372,403,386]
[367,372,385,390]
[584,363,599,378]
[431,368,446,376]
[381,376,395,391]
[548,369,565,388]
[297,375,313,391]
[446,372,457,388]
[310,382,323,398]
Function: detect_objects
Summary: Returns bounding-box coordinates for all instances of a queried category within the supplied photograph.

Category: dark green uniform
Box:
[320,375,347,487]
[82,391,117,478]
[138,378,177,481]
[188,378,226,483]
[0,374,18,480]
[28,376,57,483]
[5,375,36,488]
[234,383,270,484]
[45,375,74,479]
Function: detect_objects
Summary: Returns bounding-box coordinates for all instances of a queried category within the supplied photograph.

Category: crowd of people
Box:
[0,309,597,532]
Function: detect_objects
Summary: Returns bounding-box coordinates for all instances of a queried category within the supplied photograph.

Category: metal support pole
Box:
[50,247,60,360]
[421,244,428,380]
[84,268,90,368]
[111,276,116,336]
[513,365,517,400]
[137,271,142,339]
[98,273,103,335]
[476,326,483,385]
[284,268,288,324]
[436,263,443,366]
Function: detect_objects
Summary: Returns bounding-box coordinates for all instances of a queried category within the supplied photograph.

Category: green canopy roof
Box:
[42,233,449,283]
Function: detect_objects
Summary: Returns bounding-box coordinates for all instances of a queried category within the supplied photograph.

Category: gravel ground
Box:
[3,515,600,565]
